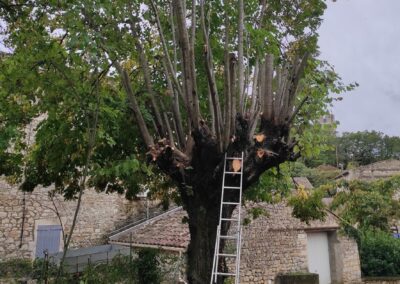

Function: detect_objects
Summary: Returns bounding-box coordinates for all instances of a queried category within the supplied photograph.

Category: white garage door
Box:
[307,232,331,284]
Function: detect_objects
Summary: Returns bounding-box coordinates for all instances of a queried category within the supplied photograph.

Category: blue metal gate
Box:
[35,225,62,258]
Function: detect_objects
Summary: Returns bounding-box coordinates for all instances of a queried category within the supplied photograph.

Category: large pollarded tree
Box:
[0,0,352,283]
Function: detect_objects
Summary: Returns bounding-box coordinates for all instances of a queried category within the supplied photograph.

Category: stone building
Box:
[335,159,400,182]
[0,179,157,261]
[110,201,362,284]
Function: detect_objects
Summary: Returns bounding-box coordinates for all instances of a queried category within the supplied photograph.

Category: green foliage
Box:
[309,130,400,169]
[286,161,340,187]
[0,259,32,278]
[358,230,400,276]
[245,163,294,202]
[80,254,137,284]
[0,258,60,281]
[337,131,400,168]
[137,248,161,284]
[288,187,326,224]
[0,0,351,205]
[243,206,269,226]
[79,250,161,284]
[330,176,400,231]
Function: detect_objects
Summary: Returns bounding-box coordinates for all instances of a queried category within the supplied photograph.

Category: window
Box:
[35,225,62,258]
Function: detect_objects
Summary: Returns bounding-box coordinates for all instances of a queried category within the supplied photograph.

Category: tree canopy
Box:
[0,1,354,283]
[305,130,400,168]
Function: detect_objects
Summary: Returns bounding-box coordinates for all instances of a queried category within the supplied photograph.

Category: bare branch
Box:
[131,25,166,137]
[173,0,200,129]
[288,95,309,125]
[249,61,260,118]
[200,0,223,151]
[287,52,310,113]
[229,53,237,133]
[162,57,186,148]
[169,2,178,71]
[160,100,175,146]
[149,0,185,105]
[262,54,274,120]
[114,62,154,147]
[190,0,196,49]
[237,0,245,114]
[223,1,231,148]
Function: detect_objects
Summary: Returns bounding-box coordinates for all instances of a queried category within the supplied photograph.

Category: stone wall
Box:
[340,234,362,283]
[0,179,157,261]
[233,203,362,284]
[344,160,400,181]
[363,279,400,284]
[241,228,308,283]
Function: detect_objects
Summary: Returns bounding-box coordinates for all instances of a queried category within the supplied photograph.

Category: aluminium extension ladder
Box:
[211,152,244,284]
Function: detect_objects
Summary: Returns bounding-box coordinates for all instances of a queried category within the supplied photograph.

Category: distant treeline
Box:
[306,131,400,169]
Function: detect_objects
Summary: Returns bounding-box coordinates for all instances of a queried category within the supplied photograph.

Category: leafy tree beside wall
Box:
[324,176,400,276]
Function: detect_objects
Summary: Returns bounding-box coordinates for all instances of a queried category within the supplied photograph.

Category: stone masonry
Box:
[0,179,156,260]
[237,202,362,284]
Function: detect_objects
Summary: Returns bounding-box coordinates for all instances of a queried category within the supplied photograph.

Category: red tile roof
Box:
[109,200,340,251]
[109,207,190,250]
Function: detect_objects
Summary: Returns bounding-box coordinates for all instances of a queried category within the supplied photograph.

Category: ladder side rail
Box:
[236,227,243,284]
[212,225,221,283]
[210,224,219,284]
[219,153,228,223]
[235,151,244,284]
[212,153,228,283]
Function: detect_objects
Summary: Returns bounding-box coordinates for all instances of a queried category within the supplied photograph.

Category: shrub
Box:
[0,259,32,278]
[359,230,400,276]
[80,249,161,284]
[137,248,161,284]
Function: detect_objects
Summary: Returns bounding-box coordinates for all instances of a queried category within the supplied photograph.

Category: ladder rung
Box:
[216,272,236,276]
[218,253,237,258]
[225,171,242,174]
[222,202,240,205]
[220,235,238,239]
[221,218,239,222]
[225,157,242,160]
[223,186,241,189]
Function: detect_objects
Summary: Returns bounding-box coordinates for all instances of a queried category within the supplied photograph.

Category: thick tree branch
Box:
[200,0,223,151]
[149,0,186,106]
[131,25,166,137]
[237,0,245,114]
[249,61,260,119]
[173,0,200,129]
[262,54,274,120]
[288,95,309,125]
[114,62,154,147]
[286,52,310,116]
[223,1,231,148]
[229,53,237,140]
[190,0,196,50]
[162,57,186,148]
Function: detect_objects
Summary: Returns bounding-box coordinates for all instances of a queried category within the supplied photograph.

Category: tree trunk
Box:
[185,182,234,284]
[186,196,219,283]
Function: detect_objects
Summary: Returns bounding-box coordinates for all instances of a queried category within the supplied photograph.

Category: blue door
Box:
[35,225,62,258]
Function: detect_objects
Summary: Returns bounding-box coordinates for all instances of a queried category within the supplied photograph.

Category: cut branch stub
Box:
[232,159,242,172]
[253,133,266,143]
[256,148,266,159]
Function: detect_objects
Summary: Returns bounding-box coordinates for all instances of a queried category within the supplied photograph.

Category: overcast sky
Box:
[319,0,400,136]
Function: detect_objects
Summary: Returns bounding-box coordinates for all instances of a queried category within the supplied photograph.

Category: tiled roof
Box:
[109,207,190,250]
[110,200,340,250]
[292,177,314,189]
